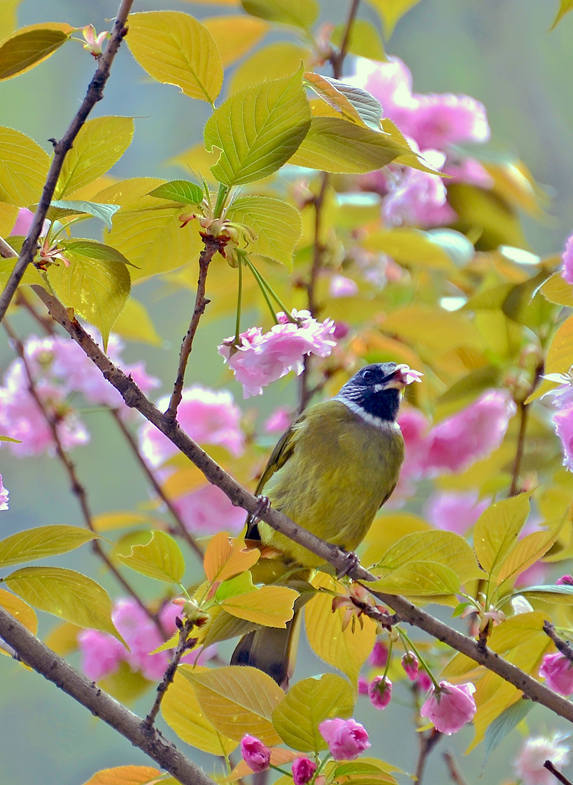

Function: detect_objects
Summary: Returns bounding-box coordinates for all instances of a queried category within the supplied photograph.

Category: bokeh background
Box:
[1,1,572,783]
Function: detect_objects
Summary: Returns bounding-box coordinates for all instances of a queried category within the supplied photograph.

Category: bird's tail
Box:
[231,610,302,689]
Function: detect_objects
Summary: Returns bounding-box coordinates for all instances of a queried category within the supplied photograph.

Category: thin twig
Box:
[330,0,361,78]
[544,760,573,785]
[414,729,441,785]
[508,360,543,496]
[0,0,134,324]
[110,408,203,559]
[2,319,162,633]
[164,236,221,422]
[0,236,18,259]
[144,618,196,729]
[443,751,469,785]
[543,621,573,663]
[0,607,215,785]
[31,284,573,726]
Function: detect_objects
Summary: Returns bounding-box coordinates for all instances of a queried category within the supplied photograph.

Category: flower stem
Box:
[398,628,440,690]
[246,257,293,317]
[244,257,279,324]
[234,252,244,344]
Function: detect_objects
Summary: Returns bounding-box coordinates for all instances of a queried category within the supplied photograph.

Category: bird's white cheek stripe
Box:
[337,397,386,428]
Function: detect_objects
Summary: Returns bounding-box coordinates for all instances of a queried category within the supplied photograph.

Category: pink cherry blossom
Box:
[139,386,244,467]
[0,474,9,510]
[329,274,359,298]
[401,652,419,681]
[10,207,50,238]
[514,734,570,785]
[425,490,489,535]
[292,757,317,785]
[397,406,431,483]
[539,652,573,695]
[241,735,270,772]
[443,156,493,188]
[556,575,573,586]
[382,162,457,229]
[348,57,417,135]
[368,676,392,709]
[173,483,246,534]
[218,309,336,398]
[369,640,389,667]
[416,670,433,692]
[77,629,127,681]
[358,677,369,695]
[420,680,476,735]
[319,718,371,760]
[425,390,515,473]
[264,407,291,434]
[553,405,573,471]
[561,233,573,286]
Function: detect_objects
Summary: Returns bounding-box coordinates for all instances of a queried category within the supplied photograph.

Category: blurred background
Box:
[1,1,572,783]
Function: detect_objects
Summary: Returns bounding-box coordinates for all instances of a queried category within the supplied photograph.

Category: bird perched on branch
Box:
[231,361,422,686]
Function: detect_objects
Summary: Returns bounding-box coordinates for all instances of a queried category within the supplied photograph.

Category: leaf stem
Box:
[244,257,279,324]
[398,628,440,690]
[234,252,244,344]
[214,183,230,218]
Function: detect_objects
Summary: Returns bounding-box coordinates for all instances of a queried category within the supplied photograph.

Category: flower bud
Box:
[368,676,392,710]
[240,734,270,772]
[292,757,317,785]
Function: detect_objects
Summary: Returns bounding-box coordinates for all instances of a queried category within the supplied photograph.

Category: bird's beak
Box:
[385,364,424,390]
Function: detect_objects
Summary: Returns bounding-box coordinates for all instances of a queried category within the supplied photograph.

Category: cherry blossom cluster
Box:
[349,56,491,228]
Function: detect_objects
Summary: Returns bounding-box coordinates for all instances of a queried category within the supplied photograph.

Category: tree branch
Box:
[0,607,216,785]
[164,236,220,422]
[443,751,469,785]
[543,621,573,663]
[0,0,134,324]
[415,729,441,785]
[544,760,573,785]
[29,284,573,727]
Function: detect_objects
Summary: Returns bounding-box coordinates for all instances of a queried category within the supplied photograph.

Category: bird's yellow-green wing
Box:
[254,414,306,495]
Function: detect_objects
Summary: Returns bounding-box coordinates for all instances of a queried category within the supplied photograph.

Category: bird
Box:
[231,361,422,687]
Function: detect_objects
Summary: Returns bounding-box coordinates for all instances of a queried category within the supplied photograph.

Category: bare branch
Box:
[415,729,441,785]
[544,760,573,785]
[0,0,134,323]
[0,607,216,785]
[443,751,469,785]
[543,621,573,663]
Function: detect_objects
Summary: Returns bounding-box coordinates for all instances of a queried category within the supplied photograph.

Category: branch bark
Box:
[0,0,134,323]
[29,283,573,727]
[0,607,216,785]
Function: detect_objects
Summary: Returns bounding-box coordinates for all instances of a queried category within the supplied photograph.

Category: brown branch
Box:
[415,729,441,785]
[543,621,573,663]
[0,236,18,259]
[2,319,161,634]
[330,0,361,78]
[0,607,215,785]
[164,236,220,422]
[443,751,469,785]
[509,360,543,496]
[544,760,573,785]
[144,618,196,729]
[29,284,573,726]
[109,408,203,560]
[0,0,134,324]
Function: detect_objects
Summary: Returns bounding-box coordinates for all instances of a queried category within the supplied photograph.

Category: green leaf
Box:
[46,252,131,346]
[0,126,50,204]
[305,73,383,130]
[473,494,530,579]
[116,530,185,584]
[551,0,573,29]
[162,667,237,755]
[204,71,310,186]
[126,11,223,104]
[363,229,455,272]
[229,41,310,95]
[540,273,573,307]
[514,584,573,605]
[502,271,556,329]
[241,0,318,30]
[203,15,268,68]
[181,665,284,744]
[214,571,255,602]
[0,587,37,636]
[483,699,532,760]
[81,765,163,785]
[61,239,135,266]
[0,1,21,35]
[369,560,461,597]
[225,195,301,267]
[0,22,73,80]
[288,116,404,174]
[331,20,386,62]
[0,525,98,568]
[272,674,354,751]
[148,179,203,205]
[366,0,421,37]
[5,566,120,639]
[221,584,299,627]
[112,297,162,346]
[0,255,45,289]
[55,116,134,198]
[48,200,120,230]
[544,314,573,376]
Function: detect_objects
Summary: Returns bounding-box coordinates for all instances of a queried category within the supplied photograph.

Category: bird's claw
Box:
[336,549,360,579]
[252,495,271,522]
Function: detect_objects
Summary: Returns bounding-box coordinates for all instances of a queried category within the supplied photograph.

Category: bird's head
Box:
[336,362,423,424]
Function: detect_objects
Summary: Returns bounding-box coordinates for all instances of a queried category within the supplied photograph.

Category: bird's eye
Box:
[361,368,376,383]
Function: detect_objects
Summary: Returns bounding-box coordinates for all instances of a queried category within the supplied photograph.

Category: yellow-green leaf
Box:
[363,229,456,273]
[289,116,405,174]
[370,561,461,597]
[225,195,301,267]
[112,297,162,346]
[496,524,562,586]
[551,0,573,29]
[366,0,421,37]
[229,42,310,94]
[0,1,21,36]
[0,587,37,636]
[116,530,185,583]
[46,253,130,345]
[0,255,46,290]
[55,117,134,198]
[304,578,376,683]
[203,15,267,67]
[540,273,573,308]
[361,512,430,566]
[0,525,98,567]
[162,667,237,755]
[0,126,50,204]
[0,22,73,80]
[331,19,386,62]
[203,532,260,584]
[205,71,310,186]
[272,674,354,751]
[545,314,573,376]
[381,305,482,354]
[5,566,120,639]
[182,665,284,744]
[81,765,162,785]
[126,11,223,104]
[241,0,318,30]
[473,494,530,578]
[221,585,298,627]
[305,73,369,127]
[92,511,154,532]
